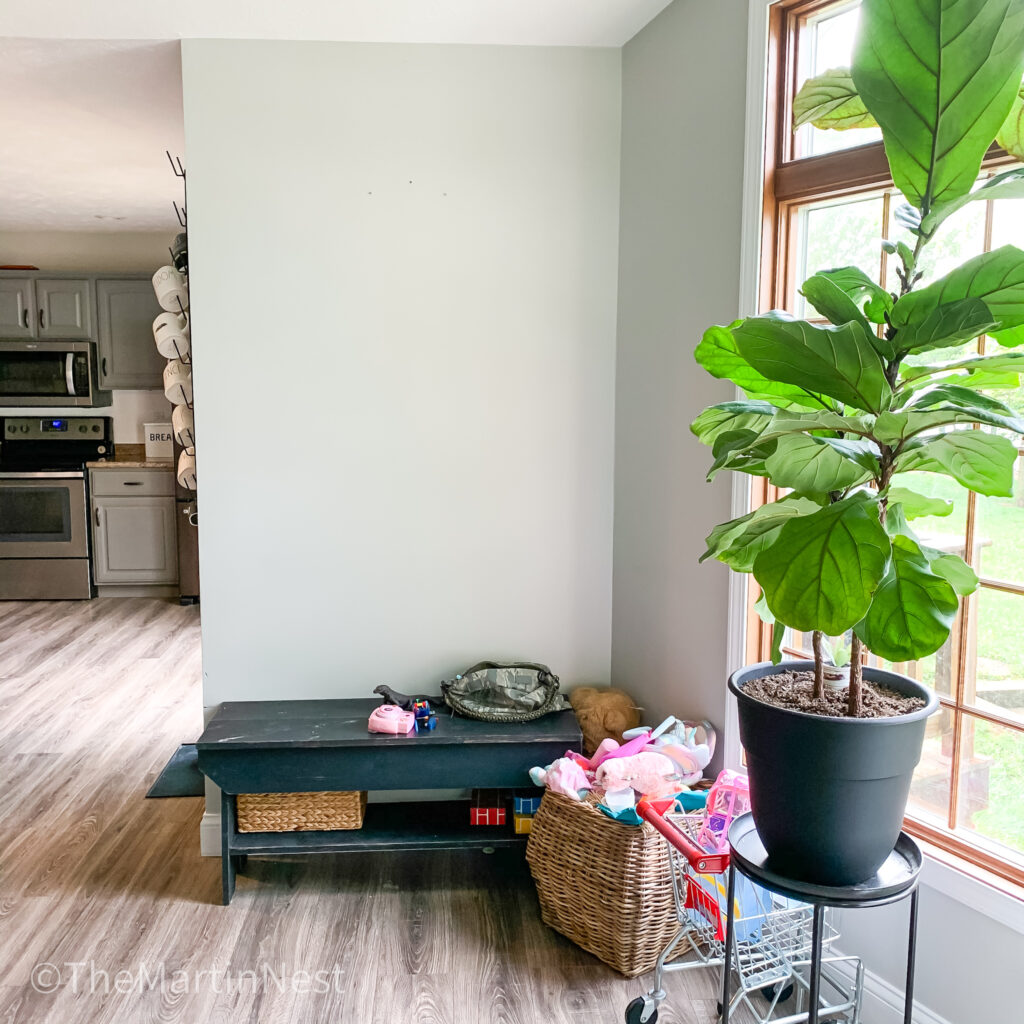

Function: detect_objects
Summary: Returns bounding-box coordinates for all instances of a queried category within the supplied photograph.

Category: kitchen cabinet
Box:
[0,279,36,338]
[35,279,92,339]
[95,279,165,389]
[90,469,178,586]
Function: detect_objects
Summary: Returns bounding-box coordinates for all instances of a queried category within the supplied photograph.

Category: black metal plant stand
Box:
[721,814,922,1024]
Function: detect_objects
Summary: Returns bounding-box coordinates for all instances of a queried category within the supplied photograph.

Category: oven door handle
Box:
[66,353,77,397]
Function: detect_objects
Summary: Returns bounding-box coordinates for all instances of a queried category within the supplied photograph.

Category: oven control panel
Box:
[4,417,109,440]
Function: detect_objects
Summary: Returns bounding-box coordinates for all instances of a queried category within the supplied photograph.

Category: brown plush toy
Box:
[568,686,642,757]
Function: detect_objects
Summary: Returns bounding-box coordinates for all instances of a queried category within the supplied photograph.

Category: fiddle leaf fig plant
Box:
[695,0,1024,716]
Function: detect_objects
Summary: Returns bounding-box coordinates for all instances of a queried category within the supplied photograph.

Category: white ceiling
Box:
[0,2,674,232]
[0,0,673,48]
[0,39,185,231]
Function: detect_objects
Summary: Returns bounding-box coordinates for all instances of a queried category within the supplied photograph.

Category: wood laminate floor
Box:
[0,599,751,1024]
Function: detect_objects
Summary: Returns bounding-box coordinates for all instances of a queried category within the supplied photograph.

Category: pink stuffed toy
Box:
[595,751,676,797]
[530,757,592,801]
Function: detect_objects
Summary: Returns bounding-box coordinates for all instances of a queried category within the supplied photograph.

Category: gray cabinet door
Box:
[0,279,36,338]
[92,494,179,585]
[95,279,165,389]
[35,278,92,339]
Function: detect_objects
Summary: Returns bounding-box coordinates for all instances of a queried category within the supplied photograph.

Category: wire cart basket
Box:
[624,804,864,1024]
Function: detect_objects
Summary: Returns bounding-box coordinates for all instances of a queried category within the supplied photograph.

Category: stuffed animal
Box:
[595,750,677,798]
[569,686,642,756]
[623,717,716,785]
[529,757,592,801]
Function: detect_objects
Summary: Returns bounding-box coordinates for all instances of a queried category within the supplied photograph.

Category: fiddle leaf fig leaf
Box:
[695,324,835,408]
[753,492,891,635]
[799,274,871,331]
[852,0,1024,216]
[753,591,787,664]
[764,434,877,493]
[706,430,777,481]
[934,166,1024,226]
[732,314,892,413]
[874,397,1024,442]
[793,68,878,131]
[996,85,1024,160]
[901,350,1024,380]
[891,247,1024,346]
[770,620,785,664]
[886,486,954,520]
[691,401,776,447]
[702,496,822,572]
[767,410,878,438]
[895,430,1018,496]
[921,548,979,596]
[807,266,894,326]
[854,535,960,662]
[894,203,923,233]
[890,297,997,356]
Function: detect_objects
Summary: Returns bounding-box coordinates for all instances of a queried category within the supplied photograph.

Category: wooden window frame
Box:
[757,0,1024,890]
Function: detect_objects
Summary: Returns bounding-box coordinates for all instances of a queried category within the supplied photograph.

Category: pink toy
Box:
[697,769,750,852]
[595,751,676,797]
[530,757,592,800]
[368,704,416,735]
[589,730,652,770]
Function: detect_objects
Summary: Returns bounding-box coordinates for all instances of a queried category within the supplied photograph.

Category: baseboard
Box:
[830,954,951,1024]
[96,584,180,597]
[200,811,221,857]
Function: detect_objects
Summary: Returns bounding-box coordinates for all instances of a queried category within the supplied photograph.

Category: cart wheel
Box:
[624,996,658,1024]
[762,982,794,1004]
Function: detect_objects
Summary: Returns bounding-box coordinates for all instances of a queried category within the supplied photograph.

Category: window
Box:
[756,0,1024,887]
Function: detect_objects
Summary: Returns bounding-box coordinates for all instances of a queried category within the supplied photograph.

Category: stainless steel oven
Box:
[0,340,111,407]
[0,416,112,600]
[0,472,91,598]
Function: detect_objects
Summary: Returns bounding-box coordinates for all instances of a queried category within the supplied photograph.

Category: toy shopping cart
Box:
[623,801,864,1024]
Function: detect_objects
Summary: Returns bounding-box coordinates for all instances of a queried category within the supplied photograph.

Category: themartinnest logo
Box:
[30,961,346,996]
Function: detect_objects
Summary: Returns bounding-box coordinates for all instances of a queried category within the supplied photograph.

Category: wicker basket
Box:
[525,791,680,977]
[236,791,367,832]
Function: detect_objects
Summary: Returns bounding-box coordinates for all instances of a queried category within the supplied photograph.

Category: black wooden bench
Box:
[197,697,582,904]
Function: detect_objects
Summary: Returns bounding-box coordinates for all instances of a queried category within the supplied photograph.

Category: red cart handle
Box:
[636,797,730,874]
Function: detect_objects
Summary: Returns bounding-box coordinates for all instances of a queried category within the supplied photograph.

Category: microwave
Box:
[0,340,111,408]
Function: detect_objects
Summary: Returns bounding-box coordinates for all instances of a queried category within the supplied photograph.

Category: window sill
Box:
[915,837,1024,936]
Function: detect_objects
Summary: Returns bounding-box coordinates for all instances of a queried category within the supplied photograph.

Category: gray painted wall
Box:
[181,40,621,705]
[612,0,748,737]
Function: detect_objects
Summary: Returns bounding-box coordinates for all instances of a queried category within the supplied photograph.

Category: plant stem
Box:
[812,630,825,700]
[848,633,864,716]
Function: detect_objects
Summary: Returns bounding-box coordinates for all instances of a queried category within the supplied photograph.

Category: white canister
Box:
[171,405,195,452]
[177,450,197,490]
[163,359,193,407]
[143,422,174,461]
[152,265,189,314]
[152,311,191,363]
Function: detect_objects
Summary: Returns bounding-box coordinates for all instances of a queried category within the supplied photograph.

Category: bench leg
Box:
[221,791,238,905]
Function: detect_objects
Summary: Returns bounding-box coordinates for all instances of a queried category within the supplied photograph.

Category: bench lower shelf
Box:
[228,798,527,856]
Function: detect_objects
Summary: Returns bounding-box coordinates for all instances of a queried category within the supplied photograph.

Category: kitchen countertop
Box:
[86,444,176,470]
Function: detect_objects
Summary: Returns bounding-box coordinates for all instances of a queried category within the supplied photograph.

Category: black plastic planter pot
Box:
[729,661,939,887]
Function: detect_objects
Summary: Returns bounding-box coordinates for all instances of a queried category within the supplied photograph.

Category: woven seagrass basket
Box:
[236,791,367,832]
[525,790,680,977]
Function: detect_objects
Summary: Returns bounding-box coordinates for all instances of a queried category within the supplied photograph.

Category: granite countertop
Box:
[86,444,176,471]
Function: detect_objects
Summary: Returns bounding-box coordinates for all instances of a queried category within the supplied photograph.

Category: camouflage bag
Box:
[441,662,569,723]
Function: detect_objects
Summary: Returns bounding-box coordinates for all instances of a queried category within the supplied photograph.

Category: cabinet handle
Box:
[95,507,101,528]
[102,357,108,377]
[21,308,28,329]
[38,308,44,330]
[122,481,143,486]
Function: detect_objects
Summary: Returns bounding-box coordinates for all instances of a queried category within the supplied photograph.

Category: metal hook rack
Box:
[173,201,187,228]
[166,151,186,179]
